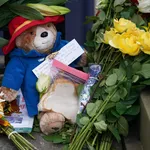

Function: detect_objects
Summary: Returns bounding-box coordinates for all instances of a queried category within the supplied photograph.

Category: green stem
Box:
[104,53,122,75]
[69,75,126,150]
[101,47,114,73]
[92,133,98,147]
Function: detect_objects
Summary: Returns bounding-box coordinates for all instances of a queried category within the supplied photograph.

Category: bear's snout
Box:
[41,31,48,38]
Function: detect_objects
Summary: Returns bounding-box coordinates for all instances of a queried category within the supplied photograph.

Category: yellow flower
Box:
[140,32,150,54]
[108,34,121,49]
[103,28,116,44]
[114,18,136,33]
[117,33,141,56]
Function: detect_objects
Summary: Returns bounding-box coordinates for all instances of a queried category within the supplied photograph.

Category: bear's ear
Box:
[15,35,22,48]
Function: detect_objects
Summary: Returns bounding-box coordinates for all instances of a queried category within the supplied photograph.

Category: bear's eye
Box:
[30,32,34,35]
[47,24,51,27]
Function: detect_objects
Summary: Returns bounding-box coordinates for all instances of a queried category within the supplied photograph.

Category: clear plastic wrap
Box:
[78,64,101,113]
[38,60,89,123]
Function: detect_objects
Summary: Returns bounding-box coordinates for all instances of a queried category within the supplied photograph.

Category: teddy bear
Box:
[0,15,87,134]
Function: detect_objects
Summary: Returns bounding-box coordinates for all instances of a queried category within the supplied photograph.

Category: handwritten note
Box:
[33,39,84,78]
[54,39,84,65]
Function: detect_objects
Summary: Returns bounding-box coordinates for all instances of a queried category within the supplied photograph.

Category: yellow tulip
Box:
[114,18,136,33]
[117,33,141,56]
[140,32,150,54]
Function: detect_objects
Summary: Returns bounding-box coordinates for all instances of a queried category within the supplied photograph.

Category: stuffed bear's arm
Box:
[77,50,87,67]
[1,57,25,102]
[0,86,18,102]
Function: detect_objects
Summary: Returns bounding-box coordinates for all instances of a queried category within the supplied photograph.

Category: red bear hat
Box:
[2,15,64,55]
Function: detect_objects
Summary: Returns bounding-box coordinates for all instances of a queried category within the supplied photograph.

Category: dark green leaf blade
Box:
[43,133,64,143]
[0,0,8,7]
[0,7,16,28]
[118,116,129,137]
[9,4,44,20]
[40,0,67,5]
[0,37,8,48]
[108,125,121,143]
[125,105,140,116]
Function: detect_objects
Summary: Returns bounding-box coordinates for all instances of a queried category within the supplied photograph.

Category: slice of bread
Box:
[38,78,79,123]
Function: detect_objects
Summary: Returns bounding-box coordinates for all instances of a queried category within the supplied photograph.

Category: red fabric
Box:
[3,16,64,55]
[130,0,138,4]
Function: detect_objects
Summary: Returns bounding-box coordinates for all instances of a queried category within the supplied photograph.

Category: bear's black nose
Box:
[41,31,48,38]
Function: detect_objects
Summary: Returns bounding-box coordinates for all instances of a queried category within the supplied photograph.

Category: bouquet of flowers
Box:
[0,100,37,150]
[68,0,150,150]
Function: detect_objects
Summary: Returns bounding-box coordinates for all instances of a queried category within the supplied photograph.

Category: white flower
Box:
[96,0,108,9]
[137,0,150,13]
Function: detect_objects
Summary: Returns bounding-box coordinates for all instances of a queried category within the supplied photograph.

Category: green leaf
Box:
[87,142,95,150]
[9,4,44,20]
[97,114,106,122]
[120,11,130,19]
[86,103,96,117]
[43,133,64,143]
[131,14,145,26]
[80,116,90,125]
[125,105,140,115]
[132,62,142,74]
[114,0,126,7]
[115,6,124,12]
[93,87,101,99]
[22,0,41,3]
[94,120,107,133]
[76,114,84,128]
[118,116,129,137]
[103,102,116,112]
[0,37,8,48]
[106,73,118,86]
[113,68,126,81]
[98,9,105,22]
[137,64,150,79]
[86,30,94,42]
[92,20,102,32]
[105,85,117,94]
[132,75,139,83]
[0,0,8,6]
[77,84,84,97]
[0,7,16,28]
[86,101,102,117]
[108,125,121,143]
[40,0,67,5]
[63,145,69,150]
[119,87,127,99]
[140,79,150,85]
[111,109,120,118]
[111,90,120,102]
[107,112,118,123]
[116,102,127,115]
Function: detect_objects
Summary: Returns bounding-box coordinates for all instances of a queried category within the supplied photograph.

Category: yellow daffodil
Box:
[103,28,116,44]
[140,32,150,54]
[114,18,136,33]
[117,33,141,56]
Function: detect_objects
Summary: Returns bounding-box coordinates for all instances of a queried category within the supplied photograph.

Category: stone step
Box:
[140,89,150,150]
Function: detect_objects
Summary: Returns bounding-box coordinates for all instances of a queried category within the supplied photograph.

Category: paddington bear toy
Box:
[0,15,87,134]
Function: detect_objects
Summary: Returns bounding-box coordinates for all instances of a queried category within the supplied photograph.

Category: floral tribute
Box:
[0,100,37,150]
[67,0,150,150]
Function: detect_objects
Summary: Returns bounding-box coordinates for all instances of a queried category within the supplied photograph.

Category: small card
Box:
[54,39,84,65]
[32,59,52,78]
[33,39,84,78]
